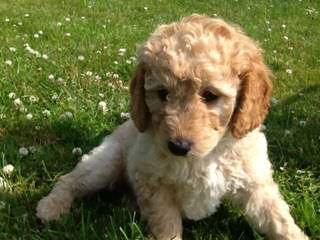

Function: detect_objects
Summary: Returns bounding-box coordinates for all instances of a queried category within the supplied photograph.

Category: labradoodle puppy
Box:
[37,14,308,240]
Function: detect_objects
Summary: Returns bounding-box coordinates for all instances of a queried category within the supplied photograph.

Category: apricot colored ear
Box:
[129,64,150,132]
[231,61,272,138]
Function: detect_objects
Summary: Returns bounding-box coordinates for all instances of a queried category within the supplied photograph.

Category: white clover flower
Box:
[95,75,101,81]
[284,129,291,136]
[65,17,71,22]
[29,146,37,153]
[78,55,85,61]
[8,92,16,99]
[64,111,73,118]
[0,177,7,189]
[265,20,270,24]
[9,47,16,52]
[129,56,137,61]
[279,166,284,171]
[96,50,102,54]
[81,16,86,20]
[118,48,126,53]
[57,77,65,85]
[120,112,130,119]
[103,46,108,49]
[42,109,51,117]
[288,47,293,50]
[52,93,59,101]
[3,164,14,175]
[271,97,279,105]
[126,60,132,64]
[102,25,106,29]
[13,98,22,106]
[305,7,319,16]
[25,45,35,54]
[60,111,73,120]
[48,74,55,80]
[24,13,29,17]
[34,50,41,58]
[299,120,306,126]
[26,113,33,120]
[283,36,288,41]
[34,33,39,38]
[42,54,48,59]
[29,95,38,102]
[19,147,29,156]
[65,32,71,37]
[57,22,62,26]
[296,169,305,174]
[143,6,148,10]
[108,83,115,89]
[5,60,12,66]
[72,147,82,156]
[5,17,10,22]
[38,30,43,35]
[98,101,108,113]
[86,71,93,76]
[19,106,27,113]
[98,101,107,108]
[273,50,277,54]
[106,72,112,77]
[18,22,22,26]
[282,24,286,28]
[98,93,104,98]
[286,69,293,74]
[113,73,119,79]
[268,28,272,32]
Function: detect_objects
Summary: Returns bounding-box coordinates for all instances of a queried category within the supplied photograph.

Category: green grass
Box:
[0,0,319,239]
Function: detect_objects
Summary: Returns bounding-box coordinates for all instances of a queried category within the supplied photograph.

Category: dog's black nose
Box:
[167,138,193,156]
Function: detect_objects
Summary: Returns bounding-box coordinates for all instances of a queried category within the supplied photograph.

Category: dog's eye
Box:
[201,90,218,104]
[158,89,168,101]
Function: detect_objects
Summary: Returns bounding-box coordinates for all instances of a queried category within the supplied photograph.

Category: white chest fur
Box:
[127,137,230,221]
[178,162,228,220]
[127,130,269,221]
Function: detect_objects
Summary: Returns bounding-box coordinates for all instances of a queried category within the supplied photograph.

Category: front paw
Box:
[36,195,71,221]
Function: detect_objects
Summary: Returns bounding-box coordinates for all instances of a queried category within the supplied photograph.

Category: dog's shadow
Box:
[1,85,319,239]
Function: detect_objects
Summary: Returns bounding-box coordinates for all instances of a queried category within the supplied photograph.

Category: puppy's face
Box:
[130,15,272,159]
[143,67,238,158]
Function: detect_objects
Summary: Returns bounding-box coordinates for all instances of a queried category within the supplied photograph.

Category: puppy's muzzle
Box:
[167,138,193,156]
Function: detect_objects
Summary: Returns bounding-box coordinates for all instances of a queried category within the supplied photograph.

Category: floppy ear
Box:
[129,63,150,132]
[231,59,272,139]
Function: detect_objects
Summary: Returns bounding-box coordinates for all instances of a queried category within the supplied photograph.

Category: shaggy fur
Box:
[37,15,308,240]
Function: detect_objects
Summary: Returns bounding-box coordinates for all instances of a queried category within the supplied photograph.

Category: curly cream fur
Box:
[37,14,308,240]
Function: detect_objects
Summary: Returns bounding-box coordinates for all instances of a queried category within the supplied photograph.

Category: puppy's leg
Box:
[134,177,182,240]
[36,128,127,221]
[232,180,308,240]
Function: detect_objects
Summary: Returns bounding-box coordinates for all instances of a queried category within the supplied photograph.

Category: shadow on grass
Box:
[1,85,319,239]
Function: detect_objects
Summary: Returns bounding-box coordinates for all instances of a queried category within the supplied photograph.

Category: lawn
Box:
[0,0,319,239]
